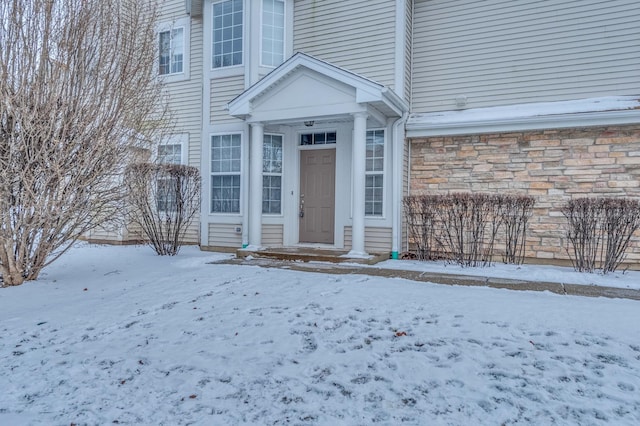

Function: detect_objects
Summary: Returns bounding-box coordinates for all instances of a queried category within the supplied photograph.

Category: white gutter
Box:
[406,110,640,138]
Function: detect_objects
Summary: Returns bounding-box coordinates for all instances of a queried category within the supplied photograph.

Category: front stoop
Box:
[236,247,389,265]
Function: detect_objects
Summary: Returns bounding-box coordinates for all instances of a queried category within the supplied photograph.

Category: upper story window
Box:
[159,28,184,75]
[261,0,285,67]
[158,18,190,82]
[213,0,243,68]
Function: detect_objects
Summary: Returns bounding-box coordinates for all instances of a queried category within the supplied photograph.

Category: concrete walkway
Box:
[215,257,640,301]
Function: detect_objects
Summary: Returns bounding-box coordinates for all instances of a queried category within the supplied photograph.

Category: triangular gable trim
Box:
[227,52,407,118]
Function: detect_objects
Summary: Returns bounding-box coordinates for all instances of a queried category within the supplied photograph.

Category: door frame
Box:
[296,143,337,246]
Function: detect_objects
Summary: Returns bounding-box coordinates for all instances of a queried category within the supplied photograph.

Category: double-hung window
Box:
[159,28,184,75]
[261,0,285,67]
[213,0,243,68]
[262,134,283,214]
[211,134,241,213]
[158,144,182,165]
[157,143,183,212]
[365,130,384,216]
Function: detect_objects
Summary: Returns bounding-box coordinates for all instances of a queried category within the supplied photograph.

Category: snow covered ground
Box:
[1,244,639,425]
[373,258,640,290]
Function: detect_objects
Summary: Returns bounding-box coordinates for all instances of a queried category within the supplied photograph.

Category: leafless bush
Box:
[126,164,201,256]
[438,193,500,267]
[563,198,605,273]
[601,198,640,273]
[403,195,442,260]
[404,193,535,267]
[0,0,166,285]
[564,197,640,273]
[501,195,535,264]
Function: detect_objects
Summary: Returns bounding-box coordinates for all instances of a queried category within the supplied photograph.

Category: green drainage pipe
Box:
[391,251,399,260]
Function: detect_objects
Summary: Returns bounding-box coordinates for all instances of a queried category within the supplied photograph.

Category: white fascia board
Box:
[246,103,365,124]
[355,87,382,104]
[406,110,640,138]
[365,105,387,127]
[228,52,392,118]
[381,87,409,116]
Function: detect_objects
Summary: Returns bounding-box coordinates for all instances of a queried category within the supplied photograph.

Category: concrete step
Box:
[236,247,389,265]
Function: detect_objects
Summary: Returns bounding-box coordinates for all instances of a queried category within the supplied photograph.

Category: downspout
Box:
[391,111,409,259]
[391,0,409,259]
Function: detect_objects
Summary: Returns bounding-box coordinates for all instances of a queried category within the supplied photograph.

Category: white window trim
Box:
[262,133,284,216]
[159,27,185,76]
[156,133,189,165]
[211,0,245,71]
[155,134,189,214]
[209,132,243,216]
[157,18,190,83]
[365,128,386,218]
[259,0,286,68]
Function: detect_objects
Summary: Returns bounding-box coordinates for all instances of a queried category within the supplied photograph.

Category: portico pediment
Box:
[227,52,407,125]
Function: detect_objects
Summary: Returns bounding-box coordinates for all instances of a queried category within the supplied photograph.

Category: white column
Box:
[249,122,264,248]
[350,112,368,256]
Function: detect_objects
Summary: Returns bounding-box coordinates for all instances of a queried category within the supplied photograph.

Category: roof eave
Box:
[406,109,640,138]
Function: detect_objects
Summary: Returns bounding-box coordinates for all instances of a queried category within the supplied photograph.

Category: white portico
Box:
[226,53,407,257]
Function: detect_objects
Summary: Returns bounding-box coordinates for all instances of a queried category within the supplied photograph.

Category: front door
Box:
[299,149,336,244]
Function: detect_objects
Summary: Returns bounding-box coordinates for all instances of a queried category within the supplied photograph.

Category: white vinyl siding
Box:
[404,0,413,103]
[293,0,396,89]
[412,0,640,112]
[344,226,392,253]
[154,4,202,244]
[208,223,242,247]
[262,224,284,246]
[210,75,245,124]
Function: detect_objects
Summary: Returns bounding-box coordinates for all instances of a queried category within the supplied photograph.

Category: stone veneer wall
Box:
[408,124,640,267]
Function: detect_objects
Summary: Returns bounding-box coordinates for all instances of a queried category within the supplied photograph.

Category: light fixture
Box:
[304,120,314,127]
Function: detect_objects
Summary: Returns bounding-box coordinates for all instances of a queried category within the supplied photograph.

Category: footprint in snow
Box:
[618,382,635,391]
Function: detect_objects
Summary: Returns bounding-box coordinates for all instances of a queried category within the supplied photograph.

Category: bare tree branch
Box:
[0,0,167,285]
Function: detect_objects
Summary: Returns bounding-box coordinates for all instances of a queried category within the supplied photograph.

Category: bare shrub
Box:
[0,0,166,285]
[561,197,640,273]
[126,164,201,256]
[403,195,442,260]
[562,198,604,273]
[563,197,640,273]
[601,198,640,273]
[500,195,535,265]
[404,193,535,267]
[438,193,499,267]
[568,198,640,273]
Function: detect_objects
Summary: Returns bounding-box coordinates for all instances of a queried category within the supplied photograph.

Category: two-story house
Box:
[95,0,640,266]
